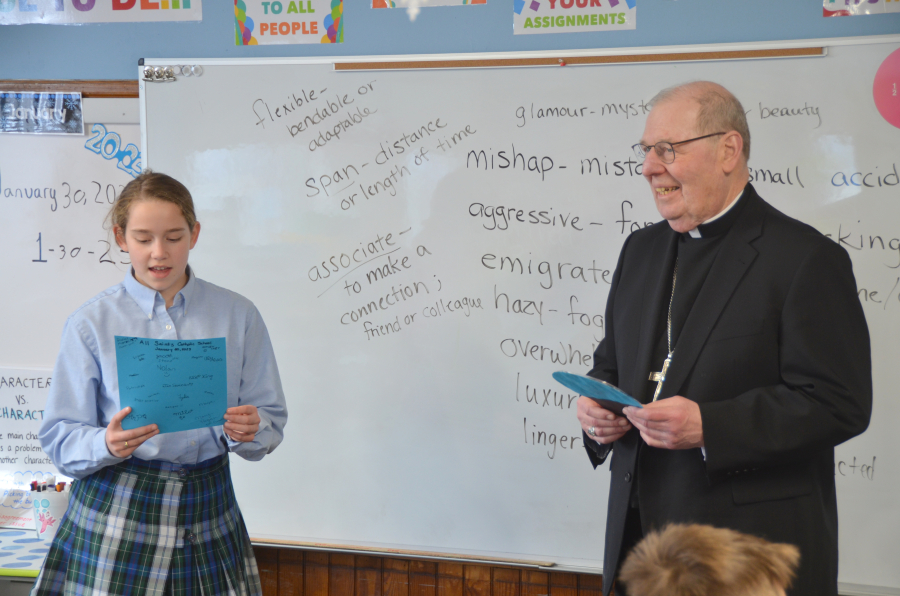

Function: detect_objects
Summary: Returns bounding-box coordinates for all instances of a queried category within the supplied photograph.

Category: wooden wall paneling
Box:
[256,546,280,596]
[521,570,549,596]
[436,563,463,596]
[330,554,357,596]
[257,547,605,596]
[576,573,603,596]
[305,551,331,596]
[463,565,491,596]
[547,572,576,596]
[383,558,411,596]
[279,549,305,596]
[409,561,437,596]
[356,555,384,596]
[491,568,521,596]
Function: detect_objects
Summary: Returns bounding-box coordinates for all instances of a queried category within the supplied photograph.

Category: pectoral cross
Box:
[648,352,673,402]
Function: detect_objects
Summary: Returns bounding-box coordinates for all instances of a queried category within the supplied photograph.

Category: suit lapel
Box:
[630,229,679,404]
[662,190,766,398]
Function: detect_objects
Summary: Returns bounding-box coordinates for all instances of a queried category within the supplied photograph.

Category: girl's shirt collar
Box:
[123,265,196,318]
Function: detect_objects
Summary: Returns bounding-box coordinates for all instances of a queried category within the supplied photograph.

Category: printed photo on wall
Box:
[373,0,486,22]
[373,0,486,8]
[824,0,900,17]
[514,0,636,35]
[0,92,83,135]
[236,0,342,45]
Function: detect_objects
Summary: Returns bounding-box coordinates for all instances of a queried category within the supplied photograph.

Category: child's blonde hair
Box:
[619,523,799,596]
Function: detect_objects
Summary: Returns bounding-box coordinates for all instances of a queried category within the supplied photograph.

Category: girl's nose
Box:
[151,240,167,258]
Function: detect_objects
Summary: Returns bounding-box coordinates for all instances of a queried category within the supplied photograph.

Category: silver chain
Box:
[667,259,678,356]
[649,258,679,402]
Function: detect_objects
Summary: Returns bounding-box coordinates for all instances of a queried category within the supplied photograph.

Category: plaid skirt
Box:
[30,455,262,596]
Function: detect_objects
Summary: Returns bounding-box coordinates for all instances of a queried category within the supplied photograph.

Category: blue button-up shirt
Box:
[39,269,288,479]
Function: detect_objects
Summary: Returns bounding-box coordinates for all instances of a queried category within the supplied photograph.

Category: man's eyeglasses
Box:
[632,132,726,164]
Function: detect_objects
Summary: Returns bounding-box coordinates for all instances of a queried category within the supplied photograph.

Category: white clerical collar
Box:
[687,188,746,239]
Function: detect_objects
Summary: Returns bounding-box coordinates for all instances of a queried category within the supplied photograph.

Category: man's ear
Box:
[720,131,744,174]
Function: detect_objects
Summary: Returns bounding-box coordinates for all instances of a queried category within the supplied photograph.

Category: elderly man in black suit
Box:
[576,81,872,596]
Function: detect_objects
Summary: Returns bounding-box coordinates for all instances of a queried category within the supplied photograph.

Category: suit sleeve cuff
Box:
[583,432,613,467]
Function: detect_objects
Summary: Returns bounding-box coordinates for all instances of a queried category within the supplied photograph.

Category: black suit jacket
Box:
[585,184,872,596]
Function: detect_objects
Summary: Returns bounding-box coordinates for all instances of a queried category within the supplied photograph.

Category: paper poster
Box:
[373,0,486,6]
[373,0,485,21]
[823,0,900,16]
[514,0,636,34]
[873,47,900,129]
[0,528,51,573]
[0,369,62,531]
[115,336,227,434]
[235,0,342,45]
[0,92,83,135]
[0,0,202,25]
[372,1,486,8]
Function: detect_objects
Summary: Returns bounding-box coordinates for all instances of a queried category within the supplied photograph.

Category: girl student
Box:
[33,171,287,596]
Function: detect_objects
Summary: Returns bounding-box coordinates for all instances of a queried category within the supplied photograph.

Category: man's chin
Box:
[665,217,697,234]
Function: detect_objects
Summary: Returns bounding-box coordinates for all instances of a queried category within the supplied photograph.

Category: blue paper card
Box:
[115,336,227,434]
[552,371,642,416]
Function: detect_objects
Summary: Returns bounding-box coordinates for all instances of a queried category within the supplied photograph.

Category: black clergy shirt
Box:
[649,193,749,395]
[632,194,749,509]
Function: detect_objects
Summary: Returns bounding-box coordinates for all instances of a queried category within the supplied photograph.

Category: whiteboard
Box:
[0,123,141,366]
[0,119,141,548]
[146,40,895,592]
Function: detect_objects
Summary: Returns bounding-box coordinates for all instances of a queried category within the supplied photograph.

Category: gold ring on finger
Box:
[125,440,128,448]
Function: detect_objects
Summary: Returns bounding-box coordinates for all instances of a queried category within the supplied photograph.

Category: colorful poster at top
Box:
[373,0,486,7]
[236,0,342,45]
[514,0,636,35]
[823,0,900,16]
[0,0,202,25]
[373,0,485,22]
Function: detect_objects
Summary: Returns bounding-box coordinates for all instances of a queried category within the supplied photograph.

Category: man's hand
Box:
[577,396,632,445]
[623,396,704,450]
[105,407,159,458]
[224,405,261,442]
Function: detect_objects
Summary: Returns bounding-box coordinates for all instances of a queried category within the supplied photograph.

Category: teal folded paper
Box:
[115,336,227,434]
[552,371,642,416]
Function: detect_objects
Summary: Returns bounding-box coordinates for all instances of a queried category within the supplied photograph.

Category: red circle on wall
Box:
[873,47,900,129]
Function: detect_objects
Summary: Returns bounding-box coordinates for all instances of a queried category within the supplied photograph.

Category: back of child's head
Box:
[108,170,197,233]
[619,523,799,596]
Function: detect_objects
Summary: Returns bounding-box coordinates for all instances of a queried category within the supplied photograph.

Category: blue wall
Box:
[1,0,899,80]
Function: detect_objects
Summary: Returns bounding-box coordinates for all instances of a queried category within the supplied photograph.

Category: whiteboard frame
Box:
[137,37,900,595]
